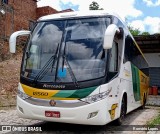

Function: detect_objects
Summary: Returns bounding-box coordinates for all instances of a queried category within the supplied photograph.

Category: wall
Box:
[0,1,73,61]
[144,53,160,87]
[144,53,160,67]
[8,0,37,34]
[36,6,58,19]
[0,0,37,61]
[36,7,73,19]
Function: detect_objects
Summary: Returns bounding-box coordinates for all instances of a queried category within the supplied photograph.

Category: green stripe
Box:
[53,90,76,98]
[131,64,140,101]
[69,86,97,98]
[52,86,97,99]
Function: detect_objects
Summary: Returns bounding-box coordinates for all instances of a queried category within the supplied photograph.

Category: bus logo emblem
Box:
[49,100,56,106]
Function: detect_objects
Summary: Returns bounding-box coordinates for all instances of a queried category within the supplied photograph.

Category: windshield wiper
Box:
[62,41,80,89]
[64,57,80,88]
[33,43,60,84]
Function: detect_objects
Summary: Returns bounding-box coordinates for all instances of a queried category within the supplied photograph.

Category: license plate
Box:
[45,111,60,118]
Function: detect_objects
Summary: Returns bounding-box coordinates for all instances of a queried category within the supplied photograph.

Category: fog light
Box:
[87,111,98,119]
[18,106,24,113]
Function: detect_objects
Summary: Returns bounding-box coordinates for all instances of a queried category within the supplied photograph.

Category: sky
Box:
[37,0,160,34]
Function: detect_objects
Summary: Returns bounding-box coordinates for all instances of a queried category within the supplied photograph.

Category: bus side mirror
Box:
[103,24,120,49]
[9,30,31,53]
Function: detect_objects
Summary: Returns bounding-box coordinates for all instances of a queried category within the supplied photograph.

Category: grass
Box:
[147,114,160,127]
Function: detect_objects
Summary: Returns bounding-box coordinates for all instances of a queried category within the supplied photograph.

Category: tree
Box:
[141,32,150,35]
[128,26,141,36]
[128,26,151,36]
[89,1,103,10]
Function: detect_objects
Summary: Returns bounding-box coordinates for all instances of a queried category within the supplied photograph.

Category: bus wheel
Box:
[141,95,146,109]
[116,97,126,125]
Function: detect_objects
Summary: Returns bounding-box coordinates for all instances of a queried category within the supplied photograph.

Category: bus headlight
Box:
[83,88,112,103]
[17,90,30,100]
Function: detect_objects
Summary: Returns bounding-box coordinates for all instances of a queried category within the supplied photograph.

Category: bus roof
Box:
[38,10,121,21]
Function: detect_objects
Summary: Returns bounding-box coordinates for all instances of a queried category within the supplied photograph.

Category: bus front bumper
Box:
[17,96,111,125]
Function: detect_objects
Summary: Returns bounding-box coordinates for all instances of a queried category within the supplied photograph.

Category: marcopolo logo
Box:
[43,84,65,89]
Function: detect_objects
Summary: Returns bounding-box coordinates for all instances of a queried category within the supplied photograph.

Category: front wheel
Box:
[116,97,126,125]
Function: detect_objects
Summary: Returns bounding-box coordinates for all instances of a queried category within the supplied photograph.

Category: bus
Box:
[9,10,149,125]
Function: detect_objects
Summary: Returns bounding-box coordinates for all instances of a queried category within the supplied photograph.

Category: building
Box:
[0,0,73,61]
[0,0,37,61]
[36,6,73,19]
[135,34,160,94]
[136,34,160,106]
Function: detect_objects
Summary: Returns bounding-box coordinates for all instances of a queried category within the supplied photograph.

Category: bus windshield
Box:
[21,17,110,83]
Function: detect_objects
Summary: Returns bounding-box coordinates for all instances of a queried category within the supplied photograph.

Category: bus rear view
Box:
[9,11,149,125]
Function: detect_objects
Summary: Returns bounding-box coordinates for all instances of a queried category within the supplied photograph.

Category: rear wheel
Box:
[141,95,146,109]
[116,97,126,125]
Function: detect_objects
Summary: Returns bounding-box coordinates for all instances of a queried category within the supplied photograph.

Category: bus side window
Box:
[124,36,131,63]
[109,41,118,72]
[124,35,148,76]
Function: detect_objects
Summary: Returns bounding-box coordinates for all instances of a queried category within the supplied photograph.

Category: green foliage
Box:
[128,26,150,36]
[89,1,103,10]
[128,26,141,36]
[147,114,160,127]
[141,32,150,35]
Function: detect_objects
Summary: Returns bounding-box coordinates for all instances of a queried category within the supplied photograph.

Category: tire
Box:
[116,97,126,125]
[141,95,146,109]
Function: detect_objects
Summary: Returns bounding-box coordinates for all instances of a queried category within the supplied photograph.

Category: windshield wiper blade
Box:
[33,55,56,84]
[61,41,80,89]
[33,43,60,84]
[64,57,80,88]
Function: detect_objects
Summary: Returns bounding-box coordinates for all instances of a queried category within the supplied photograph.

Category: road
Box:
[1,106,159,134]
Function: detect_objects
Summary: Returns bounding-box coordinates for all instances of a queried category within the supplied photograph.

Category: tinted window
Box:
[124,35,149,75]
[22,17,111,82]
[109,41,118,72]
